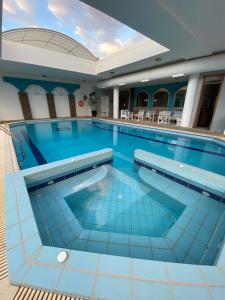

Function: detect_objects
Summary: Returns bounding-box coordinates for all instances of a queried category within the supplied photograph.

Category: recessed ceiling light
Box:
[42,74,48,78]
[110,71,115,74]
[155,57,162,62]
[172,73,184,78]
[140,79,150,83]
[118,83,125,86]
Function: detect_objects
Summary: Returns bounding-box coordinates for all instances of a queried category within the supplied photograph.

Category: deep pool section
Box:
[10,119,225,176]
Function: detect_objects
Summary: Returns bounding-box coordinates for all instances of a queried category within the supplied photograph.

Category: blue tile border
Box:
[92,121,225,158]
[27,159,113,192]
[134,159,224,203]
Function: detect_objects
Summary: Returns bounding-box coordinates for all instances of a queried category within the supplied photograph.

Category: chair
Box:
[134,110,145,121]
[121,109,129,120]
[157,110,172,125]
[171,111,183,126]
[145,110,157,122]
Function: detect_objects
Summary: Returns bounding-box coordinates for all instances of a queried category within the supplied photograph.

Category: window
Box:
[174,87,187,108]
[136,91,148,107]
[153,90,169,108]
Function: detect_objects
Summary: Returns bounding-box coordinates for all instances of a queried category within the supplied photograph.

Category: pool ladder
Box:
[0,125,26,163]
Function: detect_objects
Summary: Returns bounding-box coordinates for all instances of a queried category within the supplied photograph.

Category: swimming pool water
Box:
[10,119,225,176]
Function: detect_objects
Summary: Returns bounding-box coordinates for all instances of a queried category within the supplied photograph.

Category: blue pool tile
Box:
[35,246,69,266]
[67,250,99,272]
[189,239,206,262]
[89,230,109,242]
[23,235,41,258]
[68,238,87,251]
[210,287,225,300]
[21,218,38,240]
[95,276,132,300]
[6,209,19,229]
[6,224,21,249]
[167,263,204,284]
[23,265,62,289]
[130,246,152,259]
[58,270,96,298]
[99,254,132,276]
[86,241,108,254]
[9,263,30,285]
[108,243,130,257]
[152,248,177,262]
[7,244,26,275]
[171,285,211,300]
[150,237,170,249]
[135,281,171,300]
[134,259,167,280]
[129,235,150,247]
[59,225,74,245]
[200,266,225,285]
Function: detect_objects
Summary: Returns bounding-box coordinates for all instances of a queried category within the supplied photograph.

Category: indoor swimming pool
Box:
[9,119,225,264]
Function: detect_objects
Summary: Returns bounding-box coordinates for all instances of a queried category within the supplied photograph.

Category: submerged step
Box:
[134,149,225,201]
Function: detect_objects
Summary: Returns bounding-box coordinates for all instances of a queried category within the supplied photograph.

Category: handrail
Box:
[0,125,26,162]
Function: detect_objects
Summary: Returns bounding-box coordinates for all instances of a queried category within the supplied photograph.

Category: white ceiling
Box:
[81,0,225,60]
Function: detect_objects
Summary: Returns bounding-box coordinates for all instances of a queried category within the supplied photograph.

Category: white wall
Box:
[29,94,49,119]
[74,82,95,116]
[54,95,70,117]
[211,79,225,133]
[0,80,23,121]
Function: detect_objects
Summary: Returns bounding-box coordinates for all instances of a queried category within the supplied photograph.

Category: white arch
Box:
[26,84,46,95]
[0,81,23,121]
[52,87,68,96]
[26,85,49,119]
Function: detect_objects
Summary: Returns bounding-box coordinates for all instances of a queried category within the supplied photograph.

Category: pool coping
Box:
[2,120,225,299]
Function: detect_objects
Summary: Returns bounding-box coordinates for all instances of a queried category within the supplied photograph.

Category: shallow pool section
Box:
[29,164,224,264]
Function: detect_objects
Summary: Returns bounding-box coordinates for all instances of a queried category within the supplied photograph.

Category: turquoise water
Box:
[18,120,225,263]
[11,119,225,176]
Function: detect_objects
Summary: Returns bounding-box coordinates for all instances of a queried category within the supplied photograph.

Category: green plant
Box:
[83,92,97,110]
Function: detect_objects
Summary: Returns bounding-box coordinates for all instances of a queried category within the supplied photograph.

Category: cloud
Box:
[47,0,147,58]
[3,0,36,27]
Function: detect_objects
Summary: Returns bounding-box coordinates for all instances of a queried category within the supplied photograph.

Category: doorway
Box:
[119,90,130,114]
[194,76,223,129]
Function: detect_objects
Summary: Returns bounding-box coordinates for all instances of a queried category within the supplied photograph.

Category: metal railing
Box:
[0,125,26,162]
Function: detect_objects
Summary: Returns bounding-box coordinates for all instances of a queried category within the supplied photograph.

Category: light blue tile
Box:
[152,248,177,262]
[35,246,69,267]
[95,276,132,300]
[67,250,99,272]
[99,255,131,276]
[58,270,95,298]
[6,209,19,229]
[24,235,42,258]
[6,224,21,249]
[200,266,225,285]
[134,259,167,281]
[21,218,38,240]
[89,230,109,242]
[167,263,204,284]
[23,265,62,289]
[171,284,211,300]
[150,237,170,249]
[68,238,87,251]
[9,263,30,285]
[135,281,170,300]
[210,287,225,300]
[7,244,26,275]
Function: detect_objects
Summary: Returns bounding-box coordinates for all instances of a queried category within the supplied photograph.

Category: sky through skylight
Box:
[3,0,148,58]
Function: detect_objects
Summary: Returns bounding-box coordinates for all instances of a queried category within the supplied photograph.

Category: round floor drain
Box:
[57,251,68,263]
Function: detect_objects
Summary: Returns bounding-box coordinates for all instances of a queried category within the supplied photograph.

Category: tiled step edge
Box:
[22,148,113,190]
[134,149,225,203]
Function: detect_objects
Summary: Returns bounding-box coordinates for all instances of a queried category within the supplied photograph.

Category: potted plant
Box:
[83,92,97,117]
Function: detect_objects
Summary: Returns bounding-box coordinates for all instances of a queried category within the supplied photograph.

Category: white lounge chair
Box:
[121,109,129,120]
[170,111,183,126]
[134,110,145,121]
[157,110,172,125]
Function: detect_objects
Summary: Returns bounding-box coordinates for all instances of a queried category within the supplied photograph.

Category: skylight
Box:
[3,0,151,59]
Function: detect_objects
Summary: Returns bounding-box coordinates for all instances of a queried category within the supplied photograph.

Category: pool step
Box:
[134,149,225,203]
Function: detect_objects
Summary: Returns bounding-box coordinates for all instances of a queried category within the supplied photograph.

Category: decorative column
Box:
[180,74,200,127]
[18,91,32,120]
[46,93,56,118]
[113,86,119,119]
[68,94,77,117]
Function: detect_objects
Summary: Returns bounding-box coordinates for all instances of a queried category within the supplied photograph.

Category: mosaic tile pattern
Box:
[29,165,225,264]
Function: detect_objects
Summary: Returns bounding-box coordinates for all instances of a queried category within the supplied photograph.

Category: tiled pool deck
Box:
[1,120,225,300]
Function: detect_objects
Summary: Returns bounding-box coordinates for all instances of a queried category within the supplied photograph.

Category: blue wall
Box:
[132,81,187,110]
[3,77,80,95]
